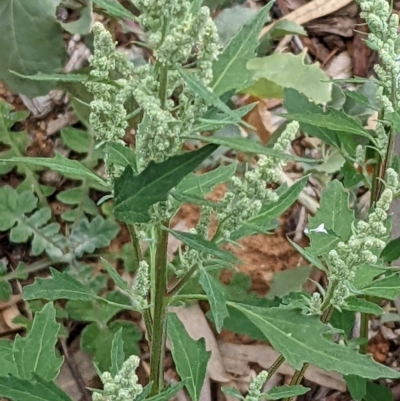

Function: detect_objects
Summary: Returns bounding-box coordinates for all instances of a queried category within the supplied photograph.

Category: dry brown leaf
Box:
[168,304,231,383]
[324,51,352,79]
[218,342,346,391]
[56,349,97,401]
[260,0,353,36]
[2,305,23,330]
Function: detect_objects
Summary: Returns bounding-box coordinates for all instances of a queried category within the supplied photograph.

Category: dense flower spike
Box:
[92,356,143,401]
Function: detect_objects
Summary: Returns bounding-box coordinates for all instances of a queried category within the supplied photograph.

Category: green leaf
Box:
[267,266,312,300]
[381,236,400,263]
[101,258,130,291]
[114,144,218,224]
[212,4,272,95]
[284,89,363,156]
[175,164,236,198]
[61,127,92,153]
[1,153,109,189]
[363,382,393,401]
[345,375,367,401]
[81,320,141,372]
[2,303,63,380]
[329,309,355,338]
[262,19,306,50]
[146,383,186,401]
[0,0,66,97]
[358,274,400,300]
[194,135,313,163]
[199,269,229,333]
[65,291,129,324]
[167,229,238,264]
[266,385,310,400]
[307,180,354,256]
[92,0,137,20]
[104,142,137,173]
[110,329,125,377]
[243,51,331,104]
[167,313,210,401]
[23,268,97,302]
[228,302,400,379]
[353,265,383,289]
[68,216,120,257]
[287,238,327,272]
[0,280,11,301]
[0,374,73,401]
[344,297,383,315]
[177,67,246,126]
[284,109,372,139]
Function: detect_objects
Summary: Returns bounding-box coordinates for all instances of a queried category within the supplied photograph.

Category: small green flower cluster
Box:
[92,356,143,401]
[245,371,268,401]
[358,0,400,111]
[216,121,299,239]
[86,1,220,179]
[131,260,150,310]
[326,168,398,308]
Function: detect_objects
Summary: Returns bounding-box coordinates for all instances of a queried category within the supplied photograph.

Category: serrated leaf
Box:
[0,0,66,97]
[381,236,400,263]
[199,269,228,333]
[266,385,310,400]
[0,374,73,401]
[212,4,272,95]
[110,329,125,377]
[358,274,400,300]
[81,320,141,372]
[267,266,312,300]
[228,302,400,379]
[167,313,210,401]
[167,229,238,264]
[243,51,331,104]
[1,153,109,189]
[114,144,218,224]
[92,0,137,20]
[8,303,63,380]
[23,267,97,302]
[68,216,120,257]
[345,375,367,401]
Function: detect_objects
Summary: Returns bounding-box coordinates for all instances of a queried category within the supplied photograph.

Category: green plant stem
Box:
[149,222,169,396]
[266,355,285,378]
[167,263,198,296]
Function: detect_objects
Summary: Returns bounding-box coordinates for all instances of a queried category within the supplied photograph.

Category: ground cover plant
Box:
[1,0,400,400]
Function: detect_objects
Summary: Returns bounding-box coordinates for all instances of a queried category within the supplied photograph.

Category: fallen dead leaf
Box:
[218,342,346,392]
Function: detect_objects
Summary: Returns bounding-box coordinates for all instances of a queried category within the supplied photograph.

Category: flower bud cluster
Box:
[245,371,268,401]
[326,169,397,307]
[131,260,150,310]
[217,122,299,239]
[92,356,143,401]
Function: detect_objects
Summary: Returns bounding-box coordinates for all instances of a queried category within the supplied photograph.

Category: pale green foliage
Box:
[244,371,268,401]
